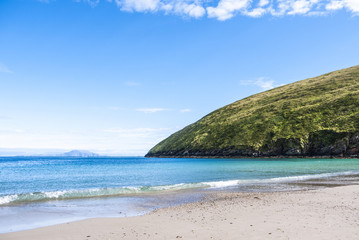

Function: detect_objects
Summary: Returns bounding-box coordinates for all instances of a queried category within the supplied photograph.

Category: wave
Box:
[0,183,208,205]
[203,171,358,187]
[1,171,357,205]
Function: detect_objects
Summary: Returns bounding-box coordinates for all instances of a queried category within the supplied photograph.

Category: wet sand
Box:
[1,185,359,240]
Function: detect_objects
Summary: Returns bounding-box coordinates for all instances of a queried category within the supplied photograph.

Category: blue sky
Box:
[0,0,358,155]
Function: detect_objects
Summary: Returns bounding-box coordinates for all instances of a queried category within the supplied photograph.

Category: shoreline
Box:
[146,155,359,159]
[1,184,359,240]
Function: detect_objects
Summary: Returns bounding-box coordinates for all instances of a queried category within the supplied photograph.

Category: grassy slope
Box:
[148,65,359,156]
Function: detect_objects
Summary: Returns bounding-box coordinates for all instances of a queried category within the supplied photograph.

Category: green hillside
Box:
[146,65,359,158]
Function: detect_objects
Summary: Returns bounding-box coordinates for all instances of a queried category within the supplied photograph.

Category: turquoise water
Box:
[1,156,359,204]
[0,156,359,233]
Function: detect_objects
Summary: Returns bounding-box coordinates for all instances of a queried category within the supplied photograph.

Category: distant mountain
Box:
[146,65,359,158]
[60,150,100,157]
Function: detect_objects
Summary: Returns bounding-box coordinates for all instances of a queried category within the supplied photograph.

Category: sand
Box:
[1,185,359,240]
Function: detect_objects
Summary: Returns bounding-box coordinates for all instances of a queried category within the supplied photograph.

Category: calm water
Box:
[1,156,359,233]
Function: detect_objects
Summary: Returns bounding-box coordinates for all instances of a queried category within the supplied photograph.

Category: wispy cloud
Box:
[180,108,192,113]
[108,0,206,18]
[136,108,168,113]
[240,77,278,91]
[0,62,13,74]
[76,0,359,20]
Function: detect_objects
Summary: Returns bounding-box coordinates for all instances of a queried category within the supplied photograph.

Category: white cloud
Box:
[288,0,312,15]
[240,77,277,91]
[0,62,13,74]
[207,0,250,21]
[117,0,161,12]
[180,108,192,113]
[174,2,206,18]
[243,7,267,17]
[64,0,359,20]
[136,108,168,113]
[326,0,344,10]
[258,0,270,7]
[289,0,321,15]
[109,0,206,17]
[344,0,359,13]
[254,78,275,90]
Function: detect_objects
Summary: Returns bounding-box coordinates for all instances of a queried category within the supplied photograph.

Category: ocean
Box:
[1,156,359,233]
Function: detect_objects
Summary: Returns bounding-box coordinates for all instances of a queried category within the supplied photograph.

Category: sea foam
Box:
[1,170,357,205]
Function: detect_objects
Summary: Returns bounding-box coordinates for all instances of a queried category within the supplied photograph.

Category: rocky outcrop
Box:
[145,131,359,158]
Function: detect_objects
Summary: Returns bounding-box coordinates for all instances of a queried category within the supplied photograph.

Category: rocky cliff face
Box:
[146,65,359,159]
[146,131,359,158]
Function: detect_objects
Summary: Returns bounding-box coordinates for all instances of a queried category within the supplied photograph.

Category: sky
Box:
[0,0,358,156]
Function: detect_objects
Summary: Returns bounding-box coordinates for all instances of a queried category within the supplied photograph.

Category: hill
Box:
[146,66,359,158]
[60,150,99,157]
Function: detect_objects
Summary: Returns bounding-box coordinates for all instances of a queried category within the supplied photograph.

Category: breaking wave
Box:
[1,171,357,205]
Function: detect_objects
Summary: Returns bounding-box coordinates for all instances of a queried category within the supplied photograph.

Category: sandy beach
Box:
[1,185,358,240]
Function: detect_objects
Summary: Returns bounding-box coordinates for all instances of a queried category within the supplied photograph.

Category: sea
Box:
[1,156,359,233]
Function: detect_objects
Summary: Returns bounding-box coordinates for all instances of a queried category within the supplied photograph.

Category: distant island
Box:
[146,65,359,158]
[59,150,100,157]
